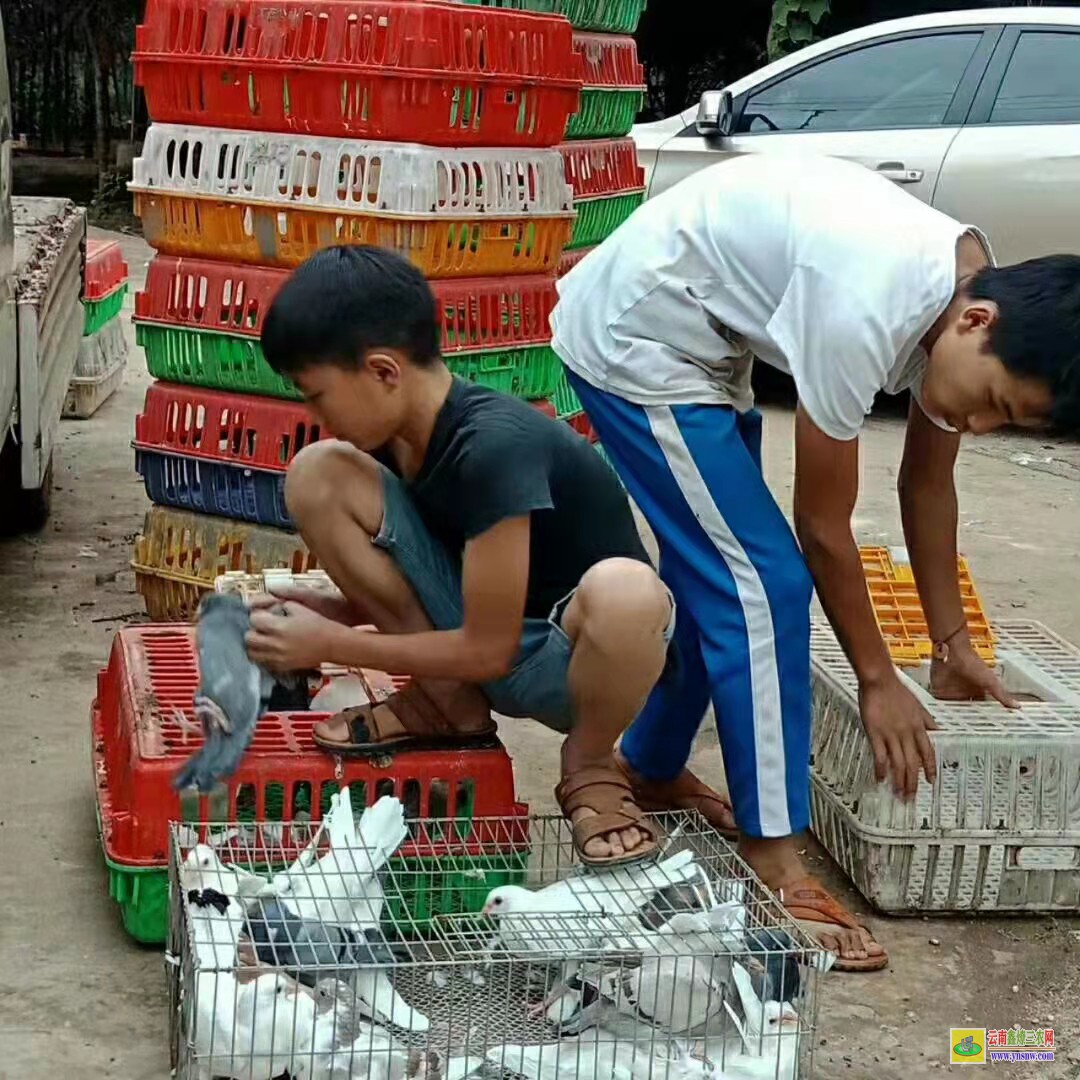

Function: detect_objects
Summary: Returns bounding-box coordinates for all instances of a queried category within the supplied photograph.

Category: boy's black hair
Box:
[261,245,441,375]
[967,255,1080,429]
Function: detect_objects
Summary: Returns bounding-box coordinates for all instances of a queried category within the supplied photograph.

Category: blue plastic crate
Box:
[135,450,292,529]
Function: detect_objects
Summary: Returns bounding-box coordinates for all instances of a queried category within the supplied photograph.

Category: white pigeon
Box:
[484,1033,726,1080]
[181,845,265,969]
[265,790,428,1033]
[700,962,800,1080]
[182,842,266,900]
[482,849,705,958]
[270,789,407,930]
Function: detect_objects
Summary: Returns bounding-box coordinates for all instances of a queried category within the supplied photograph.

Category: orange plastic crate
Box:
[135,191,573,276]
[859,546,995,666]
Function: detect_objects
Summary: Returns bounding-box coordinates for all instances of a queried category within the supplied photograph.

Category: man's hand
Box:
[246,601,349,672]
[930,638,1019,707]
[859,674,939,799]
[247,585,363,627]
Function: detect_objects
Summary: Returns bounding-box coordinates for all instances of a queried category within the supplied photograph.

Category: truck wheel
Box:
[0,435,53,535]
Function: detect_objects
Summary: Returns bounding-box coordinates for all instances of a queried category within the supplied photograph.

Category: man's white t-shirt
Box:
[550,153,992,442]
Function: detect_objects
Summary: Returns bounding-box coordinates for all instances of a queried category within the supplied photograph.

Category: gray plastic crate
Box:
[810,619,1080,913]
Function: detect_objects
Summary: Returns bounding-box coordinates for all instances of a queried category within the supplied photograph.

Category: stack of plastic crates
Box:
[549,5,648,448]
[93,619,529,943]
[129,0,592,619]
[64,239,130,419]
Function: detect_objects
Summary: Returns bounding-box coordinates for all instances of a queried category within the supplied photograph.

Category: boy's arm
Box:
[795,405,938,797]
[899,400,1015,704]
[293,515,532,684]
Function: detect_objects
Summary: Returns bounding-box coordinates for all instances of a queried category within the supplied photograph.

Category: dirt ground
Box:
[1,230,1079,1079]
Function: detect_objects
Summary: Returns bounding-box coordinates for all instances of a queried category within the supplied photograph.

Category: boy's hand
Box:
[248,585,361,626]
[246,602,347,672]
[859,674,939,800]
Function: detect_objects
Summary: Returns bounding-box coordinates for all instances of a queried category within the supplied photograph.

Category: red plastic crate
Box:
[138,256,560,356]
[134,0,584,146]
[560,138,644,198]
[558,245,593,277]
[573,32,643,88]
[93,624,526,867]
[84,238,130,301]
[567,411,598,442]
[134,381,324,474]
[532,398,557,419]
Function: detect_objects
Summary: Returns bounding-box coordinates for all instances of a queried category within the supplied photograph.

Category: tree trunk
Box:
[83,15,108,180]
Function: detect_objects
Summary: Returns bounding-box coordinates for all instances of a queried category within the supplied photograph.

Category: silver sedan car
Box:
[632,7,1080,265]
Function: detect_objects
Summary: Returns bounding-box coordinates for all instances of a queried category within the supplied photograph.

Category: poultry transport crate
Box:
[84,237,129,300]
[131,124,575,274]
[93,622,528,944]
[557,244,593,278]
[560,138,645,249]
[168,810,826,1080]
[810,617,1080,913]
[566,34,645,140]
[63,318,129,419]
[133,505,316,621]
[133,382,325,528]
[134,0,584,146]
[860,545,995,666]
[136,255,565,401]
[452,0,648,34]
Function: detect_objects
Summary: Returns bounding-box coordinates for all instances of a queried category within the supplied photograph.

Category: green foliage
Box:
[768,0,831,60]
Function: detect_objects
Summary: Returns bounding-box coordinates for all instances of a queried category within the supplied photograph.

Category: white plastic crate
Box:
[63,318,128,419]
[810,618,1080,913]
[131,124,574,218]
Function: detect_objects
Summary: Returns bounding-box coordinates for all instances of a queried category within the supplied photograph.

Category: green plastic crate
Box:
[569,191,645,249]
[103,850,528,945]
[136,323,303,401]
[552,371,583,419]
[83,284,127,337]
[453,0,646,32]
[566,89,644,140]
[446,344,563,400]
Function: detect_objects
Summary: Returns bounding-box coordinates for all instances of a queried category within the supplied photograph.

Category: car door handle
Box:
[876,163,924,184]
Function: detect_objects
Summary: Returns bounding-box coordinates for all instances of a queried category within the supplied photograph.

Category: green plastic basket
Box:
[103,850,528,945]
[566,89,644,140]
[136,323,303,401]
[453,0,646,32]
[446,344,564,400]
[569,191,645,249]
[83,284,127,337]
[552,371,583,419]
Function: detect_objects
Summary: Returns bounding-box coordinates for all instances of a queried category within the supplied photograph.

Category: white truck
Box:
[0,10,86,533]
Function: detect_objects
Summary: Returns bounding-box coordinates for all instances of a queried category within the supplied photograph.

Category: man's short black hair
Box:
[967,255,1080,429]
[261,245,441,376]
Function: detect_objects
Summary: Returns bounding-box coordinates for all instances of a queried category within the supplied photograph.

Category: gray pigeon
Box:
[242,897,408,988]
[173,593,305,794]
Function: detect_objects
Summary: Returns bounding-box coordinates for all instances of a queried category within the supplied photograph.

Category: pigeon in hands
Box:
[173,592,306,794]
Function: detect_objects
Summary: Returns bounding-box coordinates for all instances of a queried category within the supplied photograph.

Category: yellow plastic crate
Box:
[859,546,995,666]
[133,507,317,622]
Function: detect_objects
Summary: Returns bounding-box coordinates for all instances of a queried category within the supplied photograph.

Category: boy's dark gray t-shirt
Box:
[387,378,649,620]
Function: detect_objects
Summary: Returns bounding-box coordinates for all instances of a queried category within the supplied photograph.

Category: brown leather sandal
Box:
[313,670,499,757]
[554,763,663,868]
[614,750,739,841]
[777,877,889,972]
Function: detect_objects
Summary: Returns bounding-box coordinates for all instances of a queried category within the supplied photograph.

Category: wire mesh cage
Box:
[168,805,826,1079]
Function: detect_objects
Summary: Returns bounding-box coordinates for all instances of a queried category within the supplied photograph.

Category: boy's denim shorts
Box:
[375,469,674,733]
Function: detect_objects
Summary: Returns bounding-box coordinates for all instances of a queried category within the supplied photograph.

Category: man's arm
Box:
[794,405,892,685]
[319,515,531,683]
[899,400,1016,705]
[794,405,937,796]
[898,399,966,640]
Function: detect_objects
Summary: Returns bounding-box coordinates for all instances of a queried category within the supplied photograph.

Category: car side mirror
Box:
[696,90,734,138]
